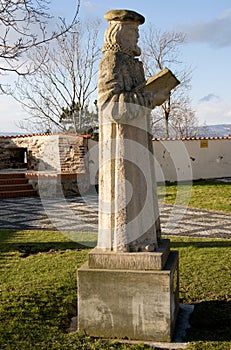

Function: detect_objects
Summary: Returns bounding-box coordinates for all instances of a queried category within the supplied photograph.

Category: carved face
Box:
[104,21,141,57]
[118,23,141,56]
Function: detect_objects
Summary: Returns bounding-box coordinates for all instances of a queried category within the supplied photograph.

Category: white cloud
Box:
[81,1,100,19]
[179,8,231,48]
[0,95,25,133]
[224,109,231,118]
[199,93,220,103]
[219,8,231,20]
[83,1,94,8]
[194,99,231,125]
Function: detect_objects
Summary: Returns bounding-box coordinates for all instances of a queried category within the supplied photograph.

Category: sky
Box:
[1,0,231,133]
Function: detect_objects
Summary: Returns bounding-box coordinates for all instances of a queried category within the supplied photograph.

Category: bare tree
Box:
[13,20,101,133]
[0,0,80,92]
[169,103,198,138]
[141,25,197,138]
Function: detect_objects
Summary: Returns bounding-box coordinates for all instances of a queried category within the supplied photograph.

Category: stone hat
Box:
[104,9,145,25]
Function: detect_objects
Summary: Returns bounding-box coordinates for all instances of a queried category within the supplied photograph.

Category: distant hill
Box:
[1,124,231,138]
[0,131,26,137]
[197,124,231,138]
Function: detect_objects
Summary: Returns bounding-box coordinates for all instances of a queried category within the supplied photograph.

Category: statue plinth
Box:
[88,239,170,270]
[78,245,179,342]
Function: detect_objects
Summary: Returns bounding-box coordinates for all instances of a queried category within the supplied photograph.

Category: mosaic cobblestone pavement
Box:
[0,194,230,239]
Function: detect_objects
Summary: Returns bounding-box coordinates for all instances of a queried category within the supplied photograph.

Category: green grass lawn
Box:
[158,180,231,213]
[0,230,230,350]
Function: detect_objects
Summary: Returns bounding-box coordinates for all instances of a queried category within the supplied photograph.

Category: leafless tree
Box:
[0,0,80,93]
[169,103,198,138]
[13,20,101,133]
[141,25,197,138]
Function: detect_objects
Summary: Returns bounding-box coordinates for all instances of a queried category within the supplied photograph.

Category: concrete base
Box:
[78,250,179,342]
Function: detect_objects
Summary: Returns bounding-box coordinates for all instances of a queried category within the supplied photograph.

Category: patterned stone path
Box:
[0,194,230,239]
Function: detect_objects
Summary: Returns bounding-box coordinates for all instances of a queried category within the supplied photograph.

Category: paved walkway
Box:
[0,194,230,239]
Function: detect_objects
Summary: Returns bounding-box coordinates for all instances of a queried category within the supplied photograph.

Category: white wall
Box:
[153,138,231,182]
[87,137,231,184]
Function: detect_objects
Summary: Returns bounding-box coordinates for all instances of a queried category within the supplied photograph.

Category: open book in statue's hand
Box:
[143,67,180,93]
[135,67,180,93]
[151,87,171,107]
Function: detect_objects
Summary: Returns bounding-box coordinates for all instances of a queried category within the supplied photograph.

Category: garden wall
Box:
[1,134,230,191]
[153,137,231,182]
[0,133,90,196]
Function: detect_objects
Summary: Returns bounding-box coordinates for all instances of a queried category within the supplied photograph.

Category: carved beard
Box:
[119,27,141,57]
[132,45,141,57]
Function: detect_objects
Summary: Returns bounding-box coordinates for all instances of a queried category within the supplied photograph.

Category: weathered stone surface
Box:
[97,10,168,252]
[104,9,145,24]
[78,251,179,342]
[0,133,88,173]
[88,239,170,270]
[77,9,180,343]
[14,134,60,171]
[26,173,89,198]
[0,133,90,196]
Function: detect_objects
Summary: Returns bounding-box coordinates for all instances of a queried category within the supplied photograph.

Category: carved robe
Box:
[97,51,161,252]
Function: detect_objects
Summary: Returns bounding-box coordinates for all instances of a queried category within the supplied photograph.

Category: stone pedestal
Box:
[77,239,179,342]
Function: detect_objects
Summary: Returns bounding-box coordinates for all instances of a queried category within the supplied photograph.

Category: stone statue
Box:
[97,10,170,252]
[78,11,180,341]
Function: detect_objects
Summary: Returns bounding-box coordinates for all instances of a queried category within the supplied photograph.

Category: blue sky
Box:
[1,0,231,132]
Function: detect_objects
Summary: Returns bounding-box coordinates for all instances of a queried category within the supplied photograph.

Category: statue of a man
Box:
[97,10,169,252]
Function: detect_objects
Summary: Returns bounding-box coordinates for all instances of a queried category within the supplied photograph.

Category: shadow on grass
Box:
[0,230,94,267]
[0,241,92,257]
[170,240,231,249]
[0,229,20,242]
[185,300,231,342]
[0,230,97,253]
[193,179,231,187]
[162,179,231,187]
[158,194,173,199]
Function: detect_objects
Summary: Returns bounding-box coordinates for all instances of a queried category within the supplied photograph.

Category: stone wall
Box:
[0,133,89,172]
[88,139,99,185]
[15,134,60,171]
[0,134,60,171]
[58,134,88,173]
[26,173,90,198]
[0,133,90,196]
[0,137,26,169]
